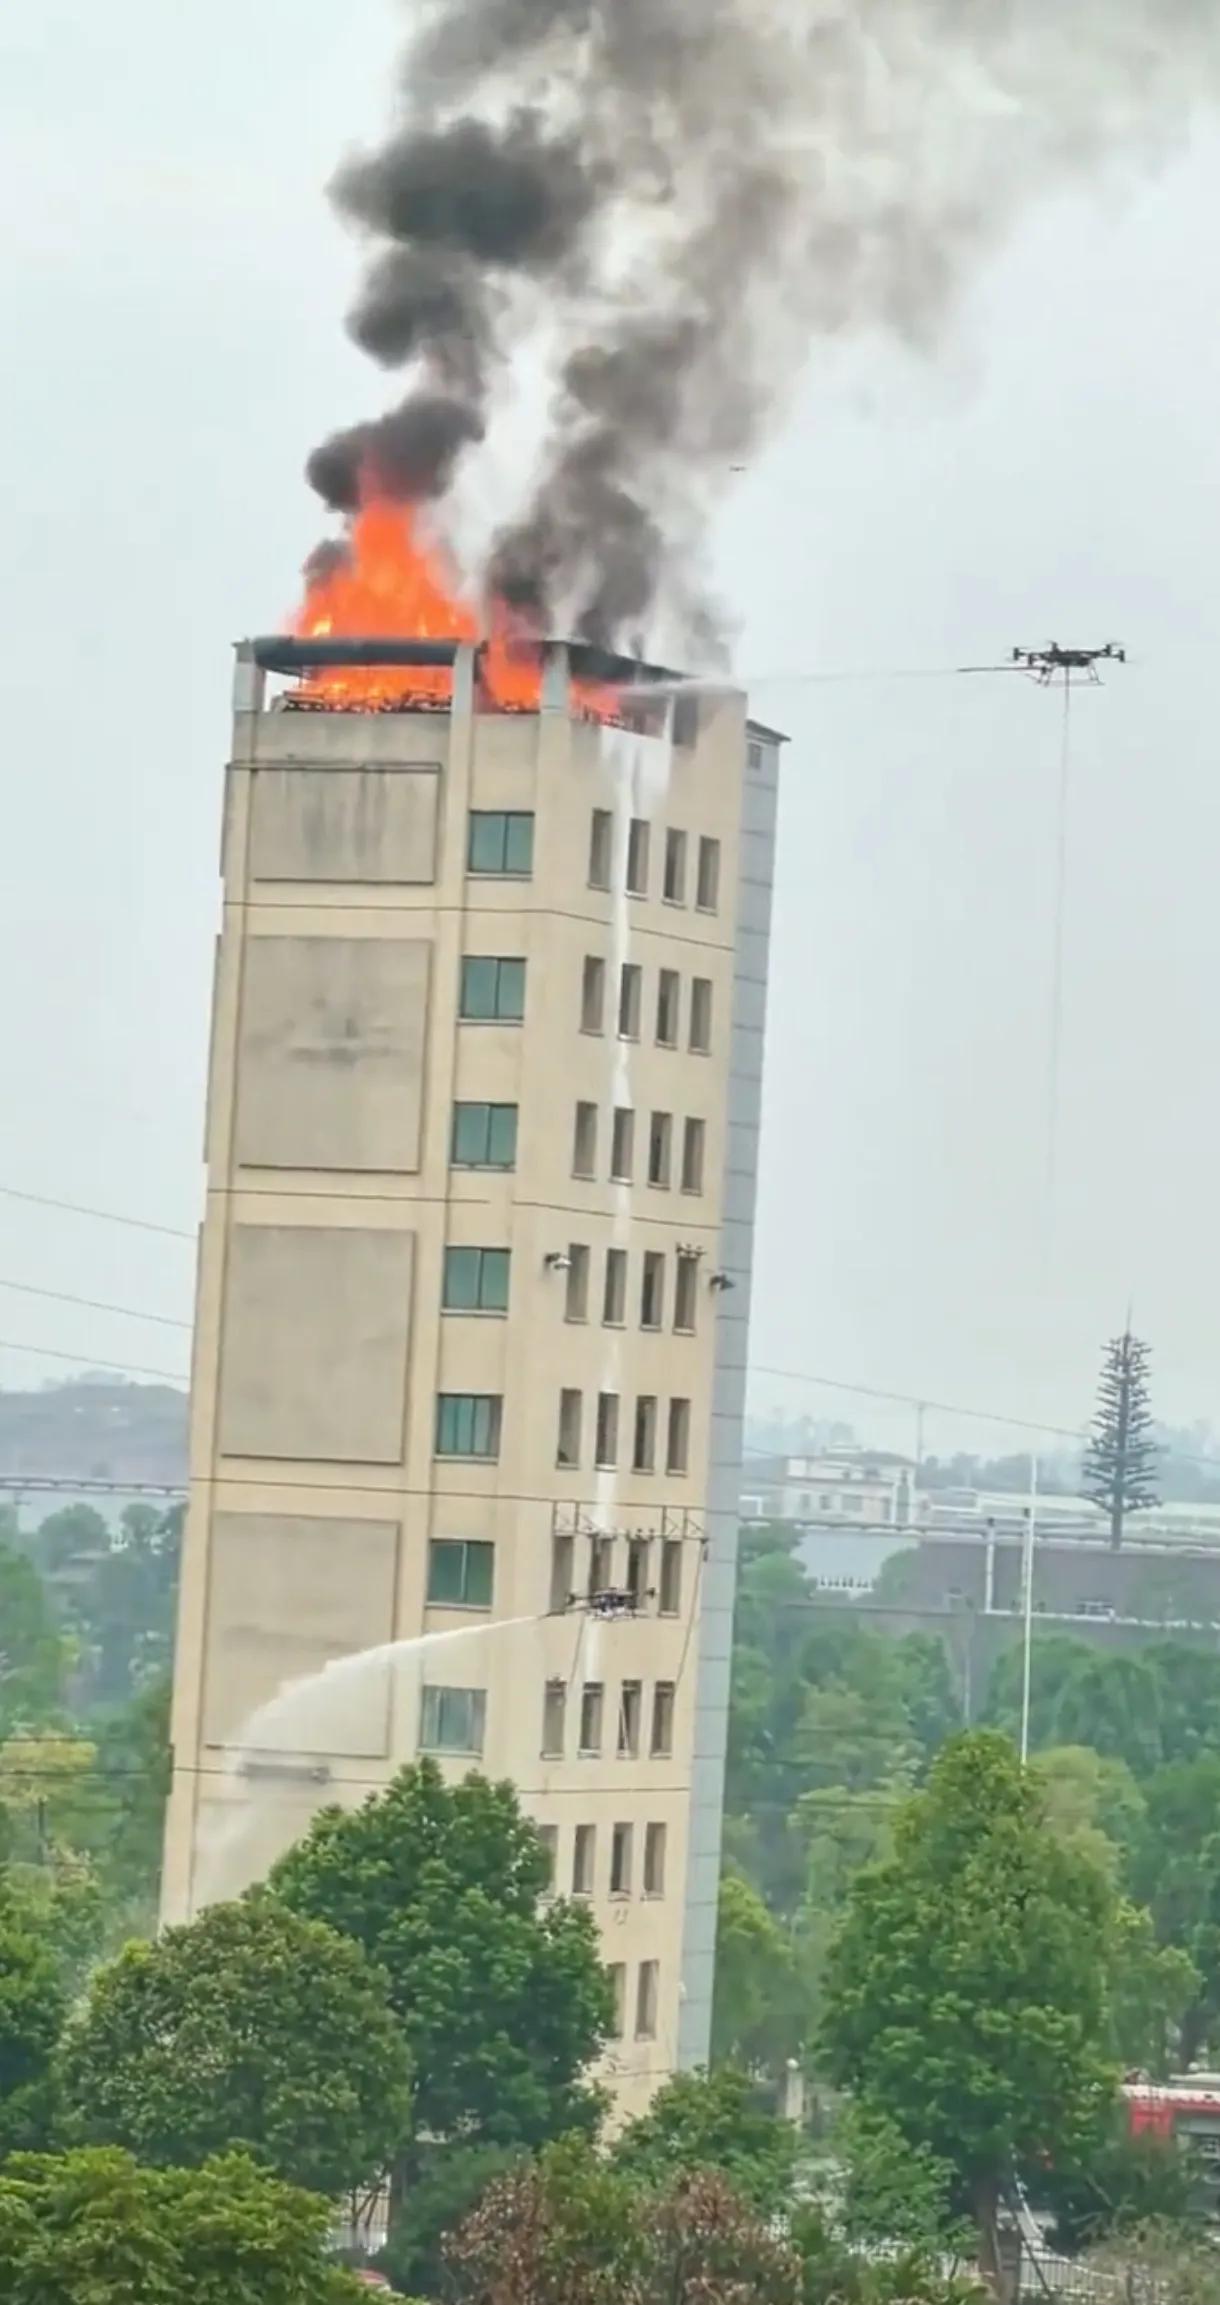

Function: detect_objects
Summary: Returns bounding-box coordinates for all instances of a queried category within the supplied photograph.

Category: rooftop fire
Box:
[289,501,620,720]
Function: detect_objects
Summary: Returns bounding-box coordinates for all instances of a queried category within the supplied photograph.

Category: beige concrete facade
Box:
[164,642,781,2114]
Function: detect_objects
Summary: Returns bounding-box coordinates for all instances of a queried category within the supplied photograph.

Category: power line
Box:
[0,1184,194,1243]
[0,1276,191,1330]
[0,1337,187,1384]
[751,1363,1084,1445]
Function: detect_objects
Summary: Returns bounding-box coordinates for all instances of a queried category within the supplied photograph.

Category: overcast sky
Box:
[3,0,1220,1461]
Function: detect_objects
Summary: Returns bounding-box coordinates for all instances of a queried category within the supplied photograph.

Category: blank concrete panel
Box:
[249,766,440,883]
[234,938,430,1172]
[218,1226,413,1462]
[201,1512,398,1754]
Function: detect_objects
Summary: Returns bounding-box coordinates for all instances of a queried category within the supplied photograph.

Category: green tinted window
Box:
[427,1540,495,1608]
[435,1394,501,1459]
[443,1247,510,1312]
[451,1103,517,1169]
[467,812,534,876]
[487,1105,518,1167]
[460,957,526,1022]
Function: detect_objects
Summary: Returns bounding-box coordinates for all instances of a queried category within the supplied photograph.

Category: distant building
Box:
[742,1448,916,1529]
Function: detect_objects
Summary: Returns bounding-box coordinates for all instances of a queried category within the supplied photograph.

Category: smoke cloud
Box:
[309,0,1220,657]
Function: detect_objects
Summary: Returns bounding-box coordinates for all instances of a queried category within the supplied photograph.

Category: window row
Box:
[550,1530,685,1618]
[424,1532,686,1621]
[588,812,721,914]
[562,1243,701,1334]
[580,957,713,1053]
[557,1388,692,1476]
[434,1388,693,1475]
[538,1818,668,1903]
[572,1104,706,1194]
[419,1676,677,1763]
[541,1676,676,1761]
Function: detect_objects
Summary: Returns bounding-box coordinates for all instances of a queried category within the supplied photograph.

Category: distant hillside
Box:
[0,1378,188,1483]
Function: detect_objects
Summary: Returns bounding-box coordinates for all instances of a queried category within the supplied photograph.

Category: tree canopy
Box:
[0,2148,365,2305]
[58,1896,412,2198]
[271,1761,613,2158]
[821,1731,1119,2285]
[612,2067,798,2216]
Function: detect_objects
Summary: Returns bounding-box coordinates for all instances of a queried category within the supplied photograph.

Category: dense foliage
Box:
[0,2148,365,2304]
[59,1896,412,2196]
[271,1761,614,2162]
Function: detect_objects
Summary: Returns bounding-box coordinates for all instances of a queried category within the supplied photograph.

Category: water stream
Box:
[194,1615,537,1909]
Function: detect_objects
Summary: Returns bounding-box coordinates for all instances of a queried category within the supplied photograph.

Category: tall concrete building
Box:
[163,636,781,2112]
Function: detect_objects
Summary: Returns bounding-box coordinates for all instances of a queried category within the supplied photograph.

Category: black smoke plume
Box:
[311,0,1220,655]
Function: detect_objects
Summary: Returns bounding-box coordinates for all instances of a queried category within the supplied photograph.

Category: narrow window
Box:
[451,1102,518,1170]
[648,1112,672,1188]
[572,1101,597,1178]
[626,1537,650,1604]
[460,956,526,1022]
[618,963,642,1039]
[608,1962,627,2038]
[626,817,650,896]
[651,1681,675,1758]
[420,1686,486,1756]
[656,969,680,1047]
[572,1824,596,1895]
[581,956,606,1034]
[565,1244,590,1322]
[426,1539,494,1608]
[443,1247,510,1314]
[696,834,721,911]
[610,1107,635,1182]
[435,1394,502,1460]
[681,1117,706,1195]
[689,977,713,1054]
[595,1392,620,1470]
[674,1253,698,1334]
[632,1395,657,1472]
[663,828,687,903]
[610,1823,634,1897]
[640,1251,665,1330]
[579,1683,604,1756]
[667,1397,691,1476]
[589,1535,615,1595]
[468,811,535,877]
[603,1248,627,1326]
[643,1823,667,1898]
[589,807,612,890]
[537,1824,558,1891]
[618,1680,642,1758]
[549,1536,573,1615]
[659,1541,682,1617]
[673,692,700,747]
[635,1960,659,2039]
[557,1388,583,1469]
[542,1678,567,1757]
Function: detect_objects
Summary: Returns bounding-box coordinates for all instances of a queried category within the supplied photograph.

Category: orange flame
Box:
[292,500,616,719]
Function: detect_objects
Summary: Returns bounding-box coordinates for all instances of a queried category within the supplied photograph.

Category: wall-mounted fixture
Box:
[709,1270,736,1293]
[544,1252,573,1272]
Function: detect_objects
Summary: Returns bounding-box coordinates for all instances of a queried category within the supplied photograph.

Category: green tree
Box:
[58,1896,411,2198]
[0,2147,363,2304]
[0,1542,64,1733]
[1106,1900,1200,2077]
[1029,2120,1196,2255]
[1030,1746,1145,1885]
[0,1891,64,2158]
[1083,1330,1160,1550]
[271,1762,612,2164]
[711,1869,804,2073]
[612,2066,798,2216]
[821,1731,1119,2290]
